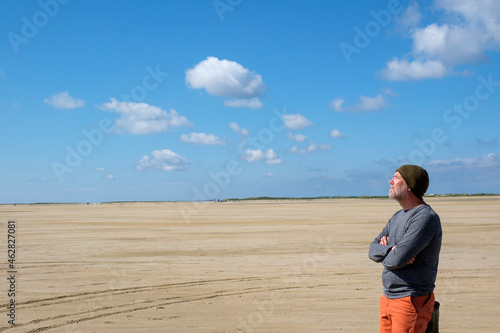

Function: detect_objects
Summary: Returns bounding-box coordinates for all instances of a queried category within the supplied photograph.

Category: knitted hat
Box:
[396,165,429,199]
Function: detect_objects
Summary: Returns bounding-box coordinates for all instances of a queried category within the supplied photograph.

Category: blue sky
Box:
[1,0,499,203]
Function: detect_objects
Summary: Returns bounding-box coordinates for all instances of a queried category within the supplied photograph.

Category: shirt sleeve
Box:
[368,223,392,263]
[381,208,438,270]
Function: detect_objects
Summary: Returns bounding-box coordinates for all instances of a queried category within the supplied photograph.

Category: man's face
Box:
[389,171,409,200]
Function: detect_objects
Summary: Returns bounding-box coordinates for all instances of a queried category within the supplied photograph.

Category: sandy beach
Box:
[1,196,499,332]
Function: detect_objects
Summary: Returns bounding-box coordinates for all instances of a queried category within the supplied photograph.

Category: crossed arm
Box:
[378,236,415,265]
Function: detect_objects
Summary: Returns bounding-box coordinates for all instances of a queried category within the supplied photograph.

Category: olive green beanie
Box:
[396,164,429,200]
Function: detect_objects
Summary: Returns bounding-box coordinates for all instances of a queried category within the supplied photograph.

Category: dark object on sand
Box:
[426,301,440,333]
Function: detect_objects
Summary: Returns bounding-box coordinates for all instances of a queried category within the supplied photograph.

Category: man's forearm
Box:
[369,242,392,262]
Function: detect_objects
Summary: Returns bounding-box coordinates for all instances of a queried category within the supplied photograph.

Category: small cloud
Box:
[290,142,330,154]
[373,158,395,167]
[94,167,106,172]
[106,174,115,180]
[287,132,307,142]
[265,172,279,178]
[185,56,266,108]
[378,58,448,81]
[98,98,191,134]
[395,1,421,30]
[282,114,313,130]
[224,98,263,109]
[427,152,500,170]
[475,137,498,147]
[229,122,250,136]
[240,149,282,165]
[424,151,500,193]
[44,92,85,109]
[330,129,346,138]
[180,132,223,145]
[136,149,188,171]
[382,87,399,96]
[330,98,345,112]
[331,94,389,112]
[298,162,329,172]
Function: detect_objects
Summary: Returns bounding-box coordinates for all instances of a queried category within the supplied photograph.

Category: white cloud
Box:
[424,151,500,193]
[330,129,346,138]
[180,132,223,145]
[475,137,498,146]
[98,98,191,134]
[331,94,389,112]
[395,2,421,29]
[282,114,313,130]
[229,122,250,136]
[290,142,330,154]
[380,0,500,80]
[330,98,345,112]
[44,92,85,109]
[287,132,307,142]
[379,58,448,81]
[266,158,283,165]
[224,98,263,109]
[436,0,500,44]
[266,172,279,178]
[240,149,282,165]
[382,87,399,96]
[413,23,486,66]
[359,94,390,110]
[427,152,500,170]
[94,168,106,172]
[106,174,115,180]
[185,57,266,108]
[136,149,188,171]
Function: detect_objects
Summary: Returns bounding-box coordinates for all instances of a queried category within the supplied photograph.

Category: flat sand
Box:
[1,197,499,332]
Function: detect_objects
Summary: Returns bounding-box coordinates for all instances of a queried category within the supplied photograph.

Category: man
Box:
[369,165,442,333]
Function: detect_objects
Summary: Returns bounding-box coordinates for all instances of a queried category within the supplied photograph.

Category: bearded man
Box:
[369,165,442,333]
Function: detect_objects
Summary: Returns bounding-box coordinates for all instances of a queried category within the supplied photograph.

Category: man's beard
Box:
[389,183,410,201]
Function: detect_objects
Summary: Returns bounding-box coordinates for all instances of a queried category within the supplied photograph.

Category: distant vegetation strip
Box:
[2,193,499,205]
[226,193,500,201]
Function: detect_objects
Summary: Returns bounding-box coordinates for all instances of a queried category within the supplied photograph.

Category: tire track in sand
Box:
[1,275,331,332]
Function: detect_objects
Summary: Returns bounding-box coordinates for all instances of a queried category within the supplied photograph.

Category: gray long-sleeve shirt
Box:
[369,204,442,298]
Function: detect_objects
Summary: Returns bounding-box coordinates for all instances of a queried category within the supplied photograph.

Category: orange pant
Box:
[380,293,435,333]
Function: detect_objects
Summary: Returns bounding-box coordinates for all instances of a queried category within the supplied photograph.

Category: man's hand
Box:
[380,236,416,265]
[380,236,397,250]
